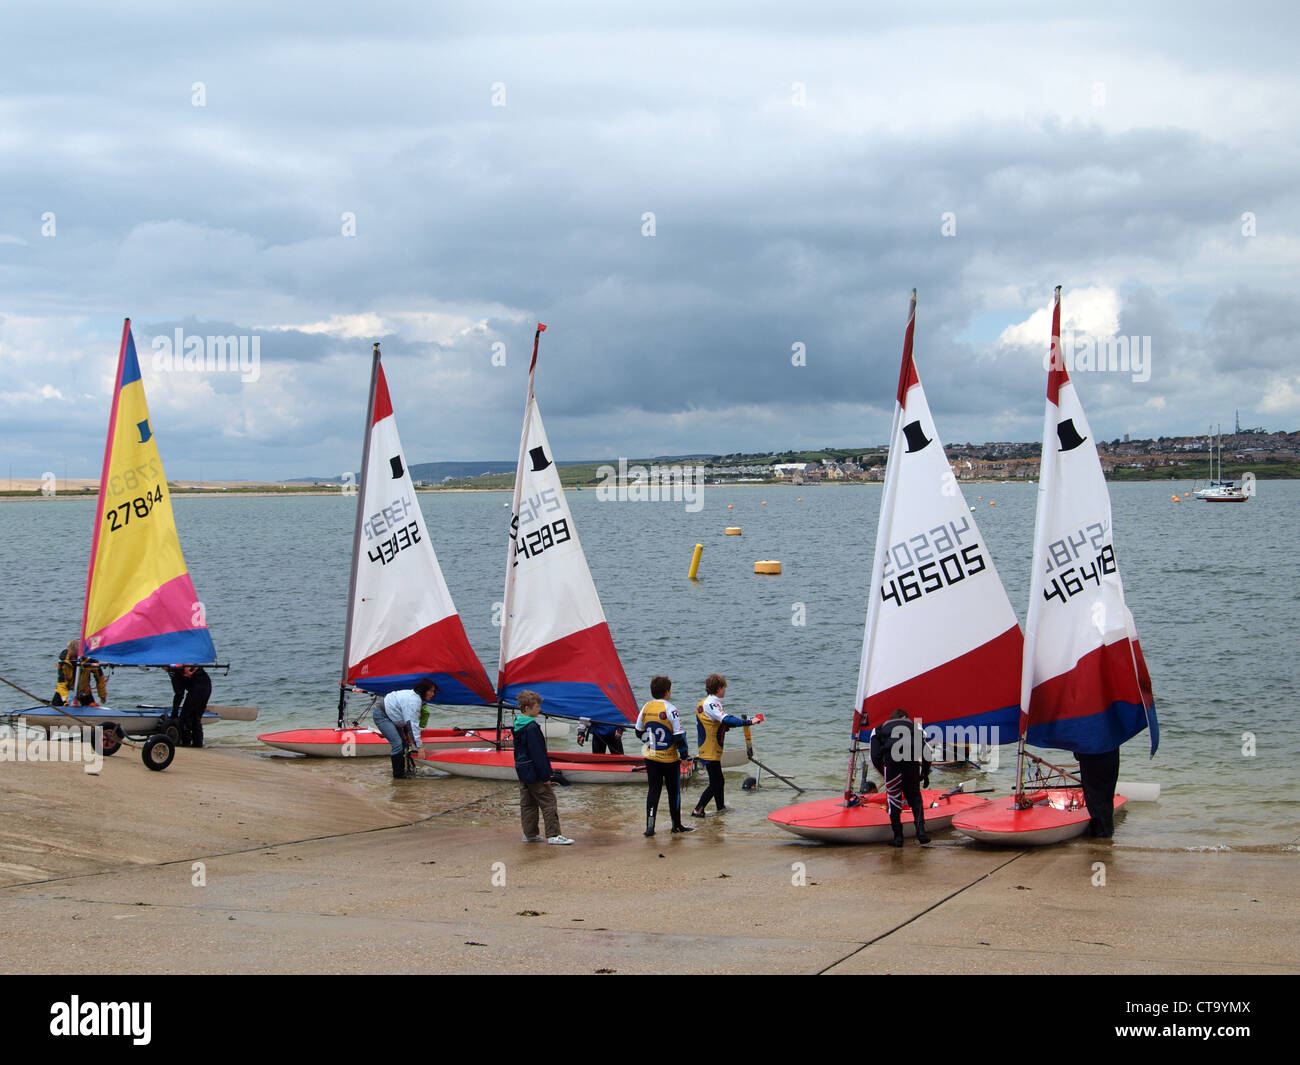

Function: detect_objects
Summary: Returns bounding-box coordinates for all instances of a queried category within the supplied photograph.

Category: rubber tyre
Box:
[142,734,175,771]
[96,723,124,757]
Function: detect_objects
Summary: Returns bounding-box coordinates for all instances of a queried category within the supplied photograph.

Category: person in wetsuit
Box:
[169,665,212,748]
[869,708,933,846]
[691,674,759,817]
[635,675,693,837]
[1077,748,1121,838]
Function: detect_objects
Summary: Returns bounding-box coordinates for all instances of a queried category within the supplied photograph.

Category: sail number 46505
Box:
[881,545,986,607]
[104,484,165,532]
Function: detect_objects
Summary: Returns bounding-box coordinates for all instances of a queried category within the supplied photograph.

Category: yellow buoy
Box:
[754,560,782,575]
[688,543,704,579]
[725,526,742,535]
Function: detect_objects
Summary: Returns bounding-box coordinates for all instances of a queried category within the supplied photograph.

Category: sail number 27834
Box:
[104,483,165,532]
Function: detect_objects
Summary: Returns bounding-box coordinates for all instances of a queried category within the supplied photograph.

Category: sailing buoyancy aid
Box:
[638,700,684,763]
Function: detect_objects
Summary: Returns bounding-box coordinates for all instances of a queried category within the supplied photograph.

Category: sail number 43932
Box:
[104,484,165,532]
[367,521,422,566]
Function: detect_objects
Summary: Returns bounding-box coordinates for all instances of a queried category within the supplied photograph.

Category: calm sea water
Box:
[2,481,1296,850]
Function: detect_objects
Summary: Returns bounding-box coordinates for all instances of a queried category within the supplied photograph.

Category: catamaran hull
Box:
[418,747,678,785]
[767,791,992,844]
[7,705,219,737]
[951,790,1128,845]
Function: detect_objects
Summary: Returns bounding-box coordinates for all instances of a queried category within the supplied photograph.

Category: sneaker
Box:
[547,835,575,845]
[522,834,544,843]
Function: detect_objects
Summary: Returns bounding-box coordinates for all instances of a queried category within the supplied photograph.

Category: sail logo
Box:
[1045,331,1151,383]
[151,329,261,382]
[1,721,105,774]
[596,459,705,513]
[49,996,151,1045]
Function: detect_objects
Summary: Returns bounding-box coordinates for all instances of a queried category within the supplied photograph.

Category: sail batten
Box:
[81,320,215,665]
[498,326,637,726]
[342,346,494,704]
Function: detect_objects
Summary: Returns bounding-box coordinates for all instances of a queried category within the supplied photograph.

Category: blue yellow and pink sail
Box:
[80,320,215,665]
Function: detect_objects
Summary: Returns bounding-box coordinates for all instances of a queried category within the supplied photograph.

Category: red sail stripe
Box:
[1028,637,1153,724]
[349,614,495,703]
[1046,290,1069,405]
[501,622,637,722]
[372,361,394,425]
[861,624,1023,729]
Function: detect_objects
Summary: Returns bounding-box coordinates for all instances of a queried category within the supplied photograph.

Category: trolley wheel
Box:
[96,723,125,757]
[164,725,181,745]
[142,734,175,771]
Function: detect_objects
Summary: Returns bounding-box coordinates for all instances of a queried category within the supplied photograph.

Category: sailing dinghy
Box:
[4,320,233,762]
[952,287,1157,845]
[419,326,646,784]
[258,344,504,757]
[769,291,1016,843]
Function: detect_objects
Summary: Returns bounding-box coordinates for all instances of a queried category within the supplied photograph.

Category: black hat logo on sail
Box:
[389,455,404,478]
[1056,418,1087,452]
[529,446,552,472]
[902,420,931,454]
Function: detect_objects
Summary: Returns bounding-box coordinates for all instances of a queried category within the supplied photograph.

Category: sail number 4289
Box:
[104,484,165,532]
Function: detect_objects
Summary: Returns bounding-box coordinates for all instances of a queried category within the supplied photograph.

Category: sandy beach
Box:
[2,748,1296,975]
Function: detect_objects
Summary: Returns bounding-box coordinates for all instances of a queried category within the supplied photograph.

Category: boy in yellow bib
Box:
[635,675,693,837]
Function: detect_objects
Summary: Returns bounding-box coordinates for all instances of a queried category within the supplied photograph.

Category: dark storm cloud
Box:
[2,1,1298,477]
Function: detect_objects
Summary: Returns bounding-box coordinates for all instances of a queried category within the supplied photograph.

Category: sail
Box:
[1021,287,1157,755]
[80,320,216,665]
[497,325,638,726]
[854,292,1022,746]
[341,347,495,703]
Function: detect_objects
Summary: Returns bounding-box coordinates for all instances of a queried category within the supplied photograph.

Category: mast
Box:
[338,343,381,728]
[496,324,546,744]
[1016,285,1064,803]
[846,290,915,797]
[81,319,133,659]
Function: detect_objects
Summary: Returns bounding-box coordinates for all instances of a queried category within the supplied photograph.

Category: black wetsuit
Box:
[870,717,932,843]
[170,667,212,748]
[1077,748,1121,838]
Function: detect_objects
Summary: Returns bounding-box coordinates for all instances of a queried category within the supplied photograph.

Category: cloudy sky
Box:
[2,1,1296,480]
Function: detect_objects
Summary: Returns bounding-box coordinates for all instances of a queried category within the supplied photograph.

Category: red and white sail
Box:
[854,291,1022,746]
[497,325,638,725]
[341,346,495,705]
[1021,288,1156,755]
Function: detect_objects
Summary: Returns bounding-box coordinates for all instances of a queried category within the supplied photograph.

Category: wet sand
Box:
[1,749,1296,975]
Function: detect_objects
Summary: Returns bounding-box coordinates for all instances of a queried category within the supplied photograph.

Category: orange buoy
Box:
[754,560,782,575]
[989,501,996,506]
[796,497,802,502]
[728,504,734,509]
[1171,494,1180,502]
[725,527,742,535]
[761,501,767,505]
